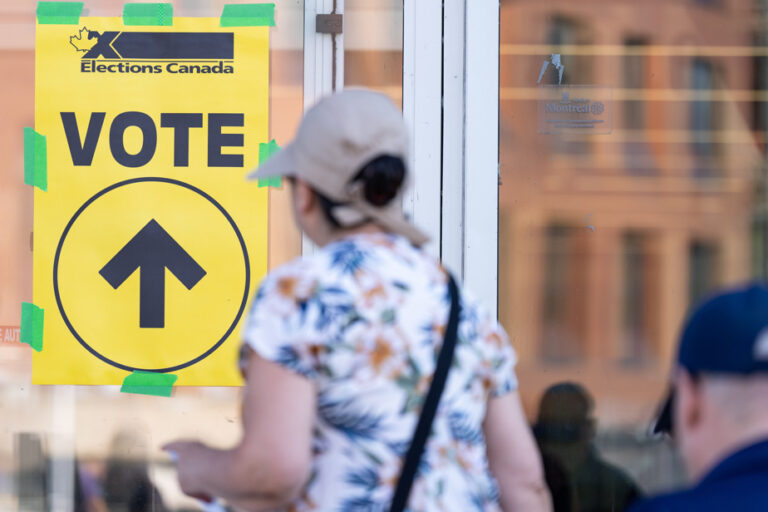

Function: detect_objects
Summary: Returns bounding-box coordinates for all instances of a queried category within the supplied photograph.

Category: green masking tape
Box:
[123,3,173,26]
[257,139,282,188]
[258,176,281,188]
[220,3,276,27]
[20,303,44,352]
[121,371,178,397]
[37,1,84,25]
[23,128,47,191]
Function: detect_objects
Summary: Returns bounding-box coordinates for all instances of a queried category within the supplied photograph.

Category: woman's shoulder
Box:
[266,234,391,280]
[252,255,324,307]
[257,233,460,305]
[313,233,439,283]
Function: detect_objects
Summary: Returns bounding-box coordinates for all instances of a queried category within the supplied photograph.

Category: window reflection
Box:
[688,239,720,304]
[71,429,168,512]
[622,38,657,174]
[344,0,403,107]
[534,383,643,512]
[500,0,765,506]
[541,224,589,363]
[546,16,592,85]
[690,58,721,177]
[621,231,659,365]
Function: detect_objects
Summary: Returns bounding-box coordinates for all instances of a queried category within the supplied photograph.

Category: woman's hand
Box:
[163,440,212,499]
[161,352,315,512]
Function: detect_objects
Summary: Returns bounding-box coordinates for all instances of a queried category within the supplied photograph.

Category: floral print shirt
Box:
[243,233,518,511]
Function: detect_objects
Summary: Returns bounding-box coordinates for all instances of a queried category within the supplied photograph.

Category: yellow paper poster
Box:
[32,17,269,386]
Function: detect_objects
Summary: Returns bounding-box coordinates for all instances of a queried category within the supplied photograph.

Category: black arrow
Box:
[99,219,206,328]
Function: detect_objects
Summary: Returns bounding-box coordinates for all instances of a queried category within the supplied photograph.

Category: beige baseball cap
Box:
[248,89,429,246]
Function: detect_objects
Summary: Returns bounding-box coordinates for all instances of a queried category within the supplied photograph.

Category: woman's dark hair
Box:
[316,155,406,228]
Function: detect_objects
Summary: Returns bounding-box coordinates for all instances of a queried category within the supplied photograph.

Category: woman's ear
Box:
[291,178,316,216]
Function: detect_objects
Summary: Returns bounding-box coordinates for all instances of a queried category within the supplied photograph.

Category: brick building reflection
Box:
[499,0,765,427]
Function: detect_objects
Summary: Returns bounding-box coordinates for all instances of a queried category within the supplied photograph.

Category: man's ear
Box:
[675,368,703,434]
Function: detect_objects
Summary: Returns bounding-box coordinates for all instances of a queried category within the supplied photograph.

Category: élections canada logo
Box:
[69,27,235,75]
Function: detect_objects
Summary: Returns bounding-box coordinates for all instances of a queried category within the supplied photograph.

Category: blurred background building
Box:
[500,0,765,420]
[501,0,764,423]
[499,0,767,496]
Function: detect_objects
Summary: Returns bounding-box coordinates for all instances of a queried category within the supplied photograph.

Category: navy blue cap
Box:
[654,283,768,434]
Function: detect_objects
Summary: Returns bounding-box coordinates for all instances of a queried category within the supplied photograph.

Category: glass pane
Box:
[344,0,404,108]
[499,0,767,509]
[1,1,407,509]
[0,1,304,509]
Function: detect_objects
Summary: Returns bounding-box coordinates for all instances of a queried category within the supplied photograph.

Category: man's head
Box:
[654,284,768,480]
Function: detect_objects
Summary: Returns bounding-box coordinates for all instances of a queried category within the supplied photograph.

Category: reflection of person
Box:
[164,90,551,511]
[540,451,574,512]
[630,284,768,511]
[74,461,108,512]
[534,382,641,512]
[103,430,167,512]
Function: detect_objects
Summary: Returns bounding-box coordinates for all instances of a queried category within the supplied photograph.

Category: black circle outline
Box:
[53,177,251,373]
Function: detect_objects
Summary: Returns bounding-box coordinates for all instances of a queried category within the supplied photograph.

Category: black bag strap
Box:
[390,273,461,512]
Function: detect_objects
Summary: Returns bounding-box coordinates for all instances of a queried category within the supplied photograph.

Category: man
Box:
[629,284,768,511]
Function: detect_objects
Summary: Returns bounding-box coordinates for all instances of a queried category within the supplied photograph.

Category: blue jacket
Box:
[629,439,768,512]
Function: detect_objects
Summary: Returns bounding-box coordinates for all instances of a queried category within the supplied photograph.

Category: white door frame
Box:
[431,0,501,314]
[402,0,443,259]
[405,0,500,317]
[441,0,466,281]
[302,0,344,254]
[303,0,344,104]
[303,0,445,259]
[303,0,501,315]
[458,1,500,315]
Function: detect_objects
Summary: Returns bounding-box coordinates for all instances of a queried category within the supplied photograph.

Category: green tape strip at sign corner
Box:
[121,371,178,397]
[123,3,173,26]
[257,139,281,188]
[37,1,84,24]
[221,3,276,27]
[24,128,47,191]
[20,303,44,352]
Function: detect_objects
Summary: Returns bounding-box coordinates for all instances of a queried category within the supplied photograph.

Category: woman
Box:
[165,90,551,512]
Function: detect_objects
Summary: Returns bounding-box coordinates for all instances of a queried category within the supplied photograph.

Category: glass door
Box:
[0,0,421,509]
[0,1,301,510]
[496,0,768,507]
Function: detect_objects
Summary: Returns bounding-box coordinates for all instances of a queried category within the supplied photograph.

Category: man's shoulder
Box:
[627,490,694,512]
[628,475,768,512]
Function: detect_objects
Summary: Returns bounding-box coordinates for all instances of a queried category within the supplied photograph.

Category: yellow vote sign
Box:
[32,16,269,386]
